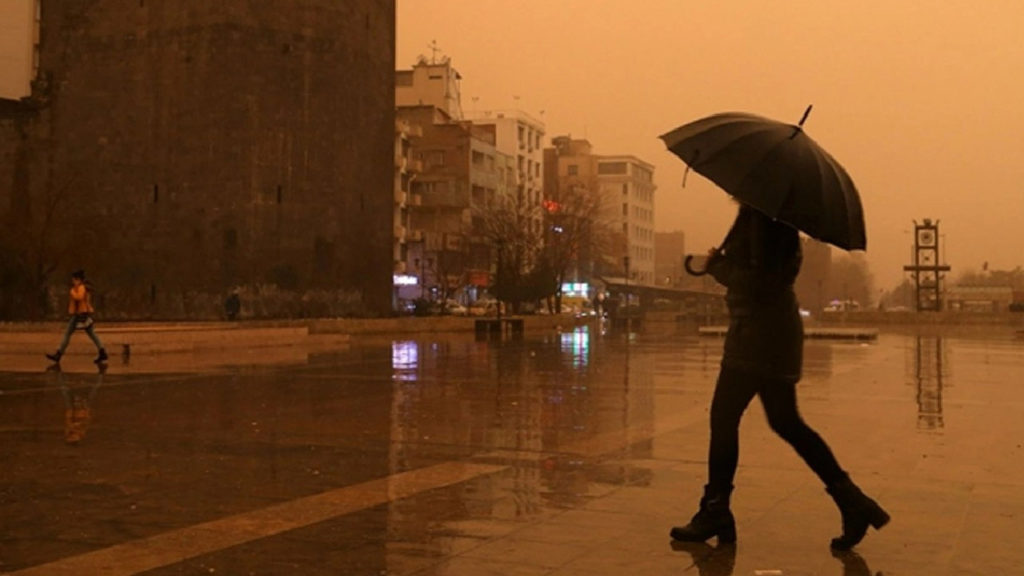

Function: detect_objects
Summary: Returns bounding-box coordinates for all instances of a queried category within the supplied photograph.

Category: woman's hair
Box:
[725,205,800,270]
[71,269,86,280]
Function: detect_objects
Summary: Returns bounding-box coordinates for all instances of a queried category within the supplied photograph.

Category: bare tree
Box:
[475,190,546,313]
[826,252,875,307]
[541,184,619,313]
[421,239,467,311]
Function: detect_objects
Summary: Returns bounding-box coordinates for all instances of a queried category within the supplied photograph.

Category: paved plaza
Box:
[2,321,1023,575]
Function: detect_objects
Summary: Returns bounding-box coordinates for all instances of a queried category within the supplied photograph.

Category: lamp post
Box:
[623,255,631,330]
[495,240,504,323]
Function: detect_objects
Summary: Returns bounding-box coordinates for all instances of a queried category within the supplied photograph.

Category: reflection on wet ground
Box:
[2,325,1024,574]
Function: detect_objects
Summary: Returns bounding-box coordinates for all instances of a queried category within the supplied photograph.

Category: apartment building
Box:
[395,57,463,120]
[395,105,508,304]
[544,136,657,287]
[466,109,546,240]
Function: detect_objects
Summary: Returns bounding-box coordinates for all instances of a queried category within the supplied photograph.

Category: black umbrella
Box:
[660,106,866,251]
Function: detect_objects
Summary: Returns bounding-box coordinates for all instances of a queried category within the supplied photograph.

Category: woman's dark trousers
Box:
[708,366,846,491]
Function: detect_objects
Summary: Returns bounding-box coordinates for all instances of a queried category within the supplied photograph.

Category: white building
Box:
[395,57,463,120]
[465,109,546,238]
[596,156,657,286]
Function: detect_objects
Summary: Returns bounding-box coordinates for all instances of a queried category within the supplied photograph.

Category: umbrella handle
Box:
[684,254,708,277]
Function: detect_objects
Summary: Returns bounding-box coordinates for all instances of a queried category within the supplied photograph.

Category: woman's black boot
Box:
[670,485,736,543]
[826,476,890,550]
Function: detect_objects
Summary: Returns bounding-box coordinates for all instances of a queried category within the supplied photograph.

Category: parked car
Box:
[824,299,861,312]
[443,299,468,316]
[469,298,500,316]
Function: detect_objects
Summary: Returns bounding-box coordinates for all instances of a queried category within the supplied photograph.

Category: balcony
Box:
[394,156,423,173]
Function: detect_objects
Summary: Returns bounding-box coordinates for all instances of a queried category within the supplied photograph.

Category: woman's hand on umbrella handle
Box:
[685,247,723,277]
[684,253,709,276]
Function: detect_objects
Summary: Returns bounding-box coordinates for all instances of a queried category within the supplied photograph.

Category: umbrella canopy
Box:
[660,107,866,251]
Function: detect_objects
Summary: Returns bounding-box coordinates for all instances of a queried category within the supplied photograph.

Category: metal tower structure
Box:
[903,219,951,311]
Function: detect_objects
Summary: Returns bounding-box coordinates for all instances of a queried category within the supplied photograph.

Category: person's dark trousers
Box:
[704,366,889,548]
[708,366,846,491]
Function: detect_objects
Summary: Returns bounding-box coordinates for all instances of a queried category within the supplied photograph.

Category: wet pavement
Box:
[2,322,1023,575]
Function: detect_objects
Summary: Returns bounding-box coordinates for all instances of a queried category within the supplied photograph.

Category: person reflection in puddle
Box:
[671,541,736,576]
[671,205,889,550]
[55,363,106,445]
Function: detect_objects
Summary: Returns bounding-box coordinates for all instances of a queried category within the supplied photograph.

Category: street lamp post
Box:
[623,255,631,331]
[495,241,504,323]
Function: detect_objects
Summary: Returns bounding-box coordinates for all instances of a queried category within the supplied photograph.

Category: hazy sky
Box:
[0,1,32,100]
[398,1,1024,290]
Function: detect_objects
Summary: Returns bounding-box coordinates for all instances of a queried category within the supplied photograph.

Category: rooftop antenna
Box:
[428,39,441,64]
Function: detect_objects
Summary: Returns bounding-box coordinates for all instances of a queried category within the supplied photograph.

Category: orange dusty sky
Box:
[397,0,1024,290]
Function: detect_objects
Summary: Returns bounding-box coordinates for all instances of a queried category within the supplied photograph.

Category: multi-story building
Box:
[654,231,686,287]
[393,117,422,277]
[543,137,602,294]
[466,109,546,240]
[544,136,656,288]
[395,105,507,305]
[395,57,463,120]
[395,58,541,306]
[0,1,396,319]
[596,155,656,286]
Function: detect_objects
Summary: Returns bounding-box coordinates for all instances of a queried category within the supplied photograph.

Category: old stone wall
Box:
[1,0,395,319]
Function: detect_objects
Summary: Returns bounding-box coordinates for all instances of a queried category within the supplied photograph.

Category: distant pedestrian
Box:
[670,205,889,550]
[46,270,108,365]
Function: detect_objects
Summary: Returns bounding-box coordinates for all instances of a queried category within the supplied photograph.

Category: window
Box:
[424,150,445,168]
[567,164,578,176]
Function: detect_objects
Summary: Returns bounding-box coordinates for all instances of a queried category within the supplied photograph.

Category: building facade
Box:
[395,58,463,120]
[596,155,656,286]
[544,136,656,287]
[653,231,686,287]
[395,105,508,306]
[393,117,422,277]
[0,1,396,319]
[466,109,546,241]
[394,59,544,308]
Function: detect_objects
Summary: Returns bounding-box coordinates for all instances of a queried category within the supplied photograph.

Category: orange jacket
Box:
[67,284,95,315]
